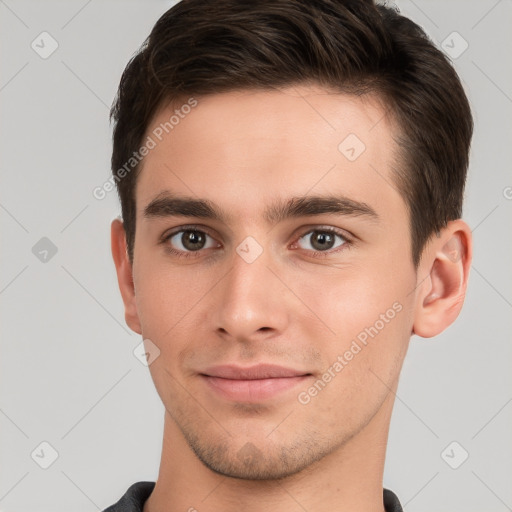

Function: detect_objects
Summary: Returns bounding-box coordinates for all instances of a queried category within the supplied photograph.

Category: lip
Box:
[201,364,309,380]
[199,364,312,402]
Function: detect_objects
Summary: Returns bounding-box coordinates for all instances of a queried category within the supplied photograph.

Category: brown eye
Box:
[180,230,207,251]
[164,228,218,256]
[295,228,348,253]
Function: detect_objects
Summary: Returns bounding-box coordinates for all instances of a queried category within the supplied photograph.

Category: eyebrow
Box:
[143,191,379,225]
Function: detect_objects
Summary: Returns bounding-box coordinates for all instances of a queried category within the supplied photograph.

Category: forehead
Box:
[135,85,405,227]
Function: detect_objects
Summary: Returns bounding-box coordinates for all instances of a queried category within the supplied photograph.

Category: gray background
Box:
[1,1,511,511]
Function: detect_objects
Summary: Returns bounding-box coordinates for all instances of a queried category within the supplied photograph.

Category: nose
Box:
[211,244,290,343]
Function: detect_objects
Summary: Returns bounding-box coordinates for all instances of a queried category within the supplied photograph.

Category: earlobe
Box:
[111,217,142,335]
[412,220,472,338]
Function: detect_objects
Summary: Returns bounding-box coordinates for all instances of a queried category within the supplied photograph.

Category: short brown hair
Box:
[110,0,473,267]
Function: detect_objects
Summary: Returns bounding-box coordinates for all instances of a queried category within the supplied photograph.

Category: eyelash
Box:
[160,225,353,260]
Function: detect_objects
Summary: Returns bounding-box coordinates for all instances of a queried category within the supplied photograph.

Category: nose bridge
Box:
[212,238,288,338]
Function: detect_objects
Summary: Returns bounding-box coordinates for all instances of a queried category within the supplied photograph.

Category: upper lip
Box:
[200,364,310,380]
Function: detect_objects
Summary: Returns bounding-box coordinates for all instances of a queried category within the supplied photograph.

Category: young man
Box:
[105,0,473,510]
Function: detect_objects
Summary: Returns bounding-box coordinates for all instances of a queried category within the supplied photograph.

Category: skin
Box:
[111,84,472,512]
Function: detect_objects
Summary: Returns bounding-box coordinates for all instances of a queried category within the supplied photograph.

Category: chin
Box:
[182,427,331,481]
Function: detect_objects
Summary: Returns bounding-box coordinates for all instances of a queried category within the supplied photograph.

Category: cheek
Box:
[132,263,194,405]
[292,270,412,428]
[132,260,192,347]
[294,256,414,373]
[299,269,400,332]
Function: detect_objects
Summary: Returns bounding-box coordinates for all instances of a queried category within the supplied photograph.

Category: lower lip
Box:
[201,375,311,402]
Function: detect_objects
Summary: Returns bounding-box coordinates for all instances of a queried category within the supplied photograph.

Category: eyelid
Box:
[292,224,354,243]
[160,224,218,242]
[161,223,354,241]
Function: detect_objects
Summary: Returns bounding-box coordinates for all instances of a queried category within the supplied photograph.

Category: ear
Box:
[111,217,142,335]
[412,219,472,338]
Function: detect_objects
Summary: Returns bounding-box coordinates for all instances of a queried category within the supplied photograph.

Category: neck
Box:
[144,385,396,512]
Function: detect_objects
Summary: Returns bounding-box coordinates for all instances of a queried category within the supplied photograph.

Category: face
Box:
[127,85,419,479]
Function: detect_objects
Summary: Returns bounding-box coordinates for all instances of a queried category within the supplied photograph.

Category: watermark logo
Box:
[236,236,264,264]
[133,338,161,366]
[31,31,59,59]
[441,31,469,60]
[31,441,59,469]
[441,441,469,469]
[338,133,366,162]
[32,237,58,263]
[237,442,264,467]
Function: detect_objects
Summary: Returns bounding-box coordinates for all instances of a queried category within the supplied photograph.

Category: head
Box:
[110,0,473,480]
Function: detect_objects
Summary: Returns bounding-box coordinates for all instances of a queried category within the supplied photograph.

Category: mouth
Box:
[199,364,313,402]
